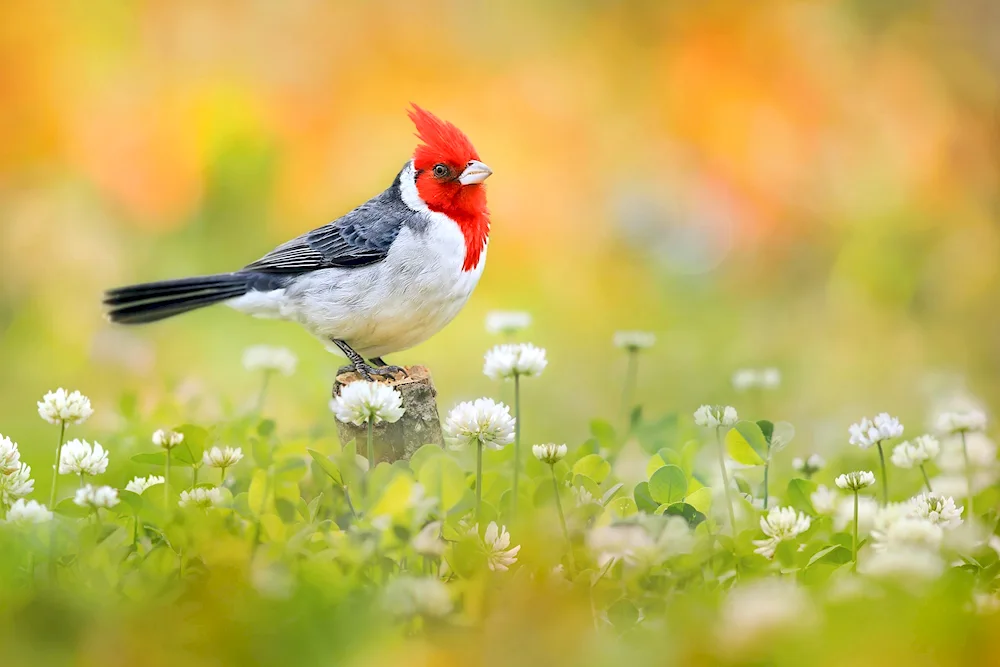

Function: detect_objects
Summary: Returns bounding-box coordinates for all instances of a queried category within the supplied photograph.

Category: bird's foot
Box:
[342,361,407,382]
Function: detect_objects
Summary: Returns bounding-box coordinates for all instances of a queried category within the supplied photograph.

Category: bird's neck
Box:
[400,162,490,272]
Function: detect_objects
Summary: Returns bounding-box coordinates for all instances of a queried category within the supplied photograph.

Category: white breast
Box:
[228,162,487,359]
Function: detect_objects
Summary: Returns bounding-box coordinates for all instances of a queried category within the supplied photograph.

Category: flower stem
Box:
[164,452,171,508]
[876,443,889,506]
[512,373,521,518]
[920,464,933,493]
[220,466,227,486]
[256,370,272,413]
[715,427,737,536]
[48,421,66,508]
[551,465,576,576]
[851,490,859,573]
[192,465,199,488]
[476,441,483,520]
[961,431,974,518]
[763,443,771,510]
[367,420,374,472]
[620,349,638,424]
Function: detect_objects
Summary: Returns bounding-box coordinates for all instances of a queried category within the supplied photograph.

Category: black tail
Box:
[104,273,251,324]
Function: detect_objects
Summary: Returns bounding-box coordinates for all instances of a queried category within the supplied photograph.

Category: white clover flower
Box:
[330,381,405,426]
[694,405,738,429]
[59,439,109,476]
[810,485,838,515]
[836,470,876,491]
[179,487,225,509]
[443,399,515,451]
[125,475,164,495]
[203,446,244,469]
[6,499,52,525]
[862,548,944,580]
[74,484,119,509]
[792,454,825,476]
[573,486,596,507]
[752,507,811,559]
[37,388,93,425]
[382,576,453,618]
[412,521,446,558]
[613,331,656,350]
[473,521,520,571]
[936,410,987,435]
[532,443,567,465]
[849,413,903,450]
[242,345,298,376]
[732,368,781,392]
[909,492,963,529]
[152,429,184,450]
[483,343,547,380]
[0,435,22,475]
[871,517,943,553]
[718,580,816,654]
[891,435,940,469]
[485,311,532,336]
[587,524,652,568]
[0,464,33,505]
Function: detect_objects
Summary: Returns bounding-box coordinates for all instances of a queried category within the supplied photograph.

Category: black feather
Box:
[104,274,251,325]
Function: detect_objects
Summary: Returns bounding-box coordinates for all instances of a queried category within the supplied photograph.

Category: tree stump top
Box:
[332,365,443,463]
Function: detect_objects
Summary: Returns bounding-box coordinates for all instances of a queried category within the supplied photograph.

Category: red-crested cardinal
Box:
[104,106,492,380]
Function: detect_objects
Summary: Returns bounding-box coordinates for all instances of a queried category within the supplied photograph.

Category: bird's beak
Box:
[458,160,493,185]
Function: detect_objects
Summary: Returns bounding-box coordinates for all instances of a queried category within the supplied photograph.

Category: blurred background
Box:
[2,0,999,471]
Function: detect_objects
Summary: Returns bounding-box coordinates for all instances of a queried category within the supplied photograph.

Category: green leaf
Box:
[408,444,444,474]
[253,438,273,469]
[770,421,796,454]
[118,490,143,514]
[756,420,774,444]
[589,419,617,450]
[684,487,712,515]
[601,483,624,506]
[807,544,851,568]
[248,470,270,516]
[663,502,706,528]
[417,455,466,512]
[307,449,343,486]
[572,454,611,484]
[608,497,638,517]
[734,476,752,497]
[786,478,818,515]
[633,481,658,513]
[257,419,276,437]
[54,498,90,518]
[607,599,639,630]
[175,424,208,463]
[725,421,768,466]
[131,452,167,466]
[648,465,687,504]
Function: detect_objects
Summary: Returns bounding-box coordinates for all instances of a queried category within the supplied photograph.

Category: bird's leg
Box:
[332,340,405,380]
[369,356,408,377]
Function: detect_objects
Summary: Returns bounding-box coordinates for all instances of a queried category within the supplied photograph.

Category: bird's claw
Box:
[354,362,407,381]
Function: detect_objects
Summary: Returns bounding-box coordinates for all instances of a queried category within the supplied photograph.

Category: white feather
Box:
[227,162,486,359]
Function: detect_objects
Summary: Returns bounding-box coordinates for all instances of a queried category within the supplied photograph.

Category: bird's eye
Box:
[432,163,450,178]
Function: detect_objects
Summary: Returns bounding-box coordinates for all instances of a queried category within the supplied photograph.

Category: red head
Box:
[408,105,491,271]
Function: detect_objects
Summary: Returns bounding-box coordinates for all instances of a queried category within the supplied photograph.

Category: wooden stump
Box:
[332,365,444,463]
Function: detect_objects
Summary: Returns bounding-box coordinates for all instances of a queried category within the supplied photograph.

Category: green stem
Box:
[342,485,358,519]
[621,349,639,425]
[852,491,859,573]
[512,374,521,519]
[876,443,889,506]
[48,422,66,508]
[220,466,227,485]
[920,464,933,493]
[164,452,171,508]
[192,465,199,488]
[961,431,974,518]
[476,441,483,520]
[256,370,272,413]
[763,444,771,510]
[715,427,738,536]
[551,465,576,576]
[367,420,374,472]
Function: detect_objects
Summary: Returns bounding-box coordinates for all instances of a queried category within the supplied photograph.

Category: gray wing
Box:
[243,173,412,274]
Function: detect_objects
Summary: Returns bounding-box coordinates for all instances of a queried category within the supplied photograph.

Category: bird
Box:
[104,105,492,381]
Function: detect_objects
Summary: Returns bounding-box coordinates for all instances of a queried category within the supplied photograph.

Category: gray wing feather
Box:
[243,172,412,274]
